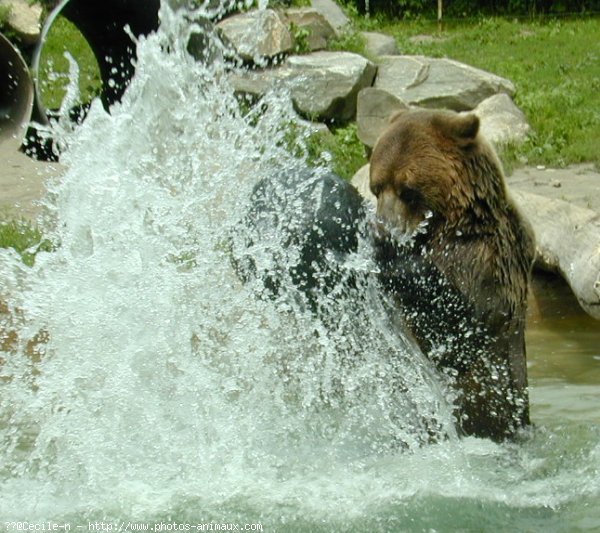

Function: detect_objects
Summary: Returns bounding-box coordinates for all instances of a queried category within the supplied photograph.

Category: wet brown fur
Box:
[370,108,536,440]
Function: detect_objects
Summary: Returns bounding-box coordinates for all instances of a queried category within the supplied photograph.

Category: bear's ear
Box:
[434,113,480,143]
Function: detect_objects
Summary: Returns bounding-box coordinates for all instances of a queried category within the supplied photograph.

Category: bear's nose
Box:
[371,219,389,242]
[376,191,406,231]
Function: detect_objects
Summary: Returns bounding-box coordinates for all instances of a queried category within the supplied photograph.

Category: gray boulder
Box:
[361,31,398,57]
[216,9,293,62]
[375,55,516,111]
[350,164,376,205]
[227,68,281,101]
[285,51,377,121]
[474,93,530,148]
[280,7,336,51]
[356,87,407,149]
[355,89,529,151]
[511,190,600,320]
[1,0,42,45]
[310,0,350,35]
[230,51,377,122]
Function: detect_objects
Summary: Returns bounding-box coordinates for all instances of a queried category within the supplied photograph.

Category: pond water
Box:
[1,3,599,531]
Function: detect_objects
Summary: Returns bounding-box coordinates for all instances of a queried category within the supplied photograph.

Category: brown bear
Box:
[369,108,536,442]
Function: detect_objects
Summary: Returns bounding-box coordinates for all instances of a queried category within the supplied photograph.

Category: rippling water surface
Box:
[1,3,599,531]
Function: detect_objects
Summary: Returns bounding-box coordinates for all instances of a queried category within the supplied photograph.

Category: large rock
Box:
[475,93,530,148]
[310,0,350,35]
[356,89,529,151]
[350,163,375,204]
[216,9,293,62]
[361,31,398,57]
[0,0,42,45]
[356,87,407,148]
[507,164,600,213]
[285,51,377,121]
[511,191,600,320]
[375,55,516,111]
[280,7,335,51]
[227,67,280,101]
[229,51,377,122]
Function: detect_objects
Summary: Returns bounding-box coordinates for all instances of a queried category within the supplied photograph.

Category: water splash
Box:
[1,1,599,527]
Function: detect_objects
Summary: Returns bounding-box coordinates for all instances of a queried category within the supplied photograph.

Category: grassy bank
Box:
[357,15,600,170]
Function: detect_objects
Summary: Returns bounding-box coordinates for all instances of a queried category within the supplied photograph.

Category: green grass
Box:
[282,121,368,180]
[316,124,368,179]
[0,5,11,28]
[357,16,600,169]
[0,220,53,267]
[327,29,371,59]
[38,15,102,110]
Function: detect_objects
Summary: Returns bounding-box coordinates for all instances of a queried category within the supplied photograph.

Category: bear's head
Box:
[369,108,502,237]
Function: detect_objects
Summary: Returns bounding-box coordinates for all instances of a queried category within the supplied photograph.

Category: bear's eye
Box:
[370,183,382,197]
[398,187,421,206]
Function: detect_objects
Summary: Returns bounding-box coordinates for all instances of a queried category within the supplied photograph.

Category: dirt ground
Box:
[0,143,64,221]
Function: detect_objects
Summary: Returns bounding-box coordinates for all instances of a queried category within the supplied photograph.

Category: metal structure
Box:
[0,32,34,149]
[31,0,160,124]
